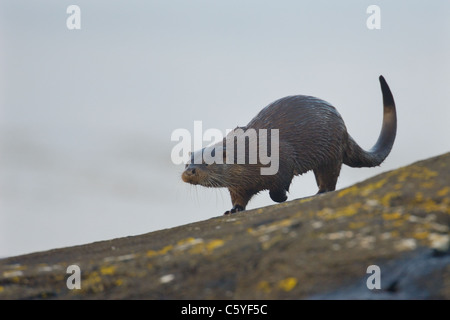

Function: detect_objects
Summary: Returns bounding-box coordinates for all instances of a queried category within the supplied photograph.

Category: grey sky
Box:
[0,1,449,257]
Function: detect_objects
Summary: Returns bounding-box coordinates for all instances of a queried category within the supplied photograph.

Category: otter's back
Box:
[246,95,349,172]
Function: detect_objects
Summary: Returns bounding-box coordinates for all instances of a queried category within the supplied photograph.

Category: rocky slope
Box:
[1,152,449,299]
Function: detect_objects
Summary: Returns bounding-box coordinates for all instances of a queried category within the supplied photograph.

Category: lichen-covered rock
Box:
[1,152,449,299]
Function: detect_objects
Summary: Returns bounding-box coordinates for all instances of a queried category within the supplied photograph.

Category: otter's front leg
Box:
[224,205,245,215]
[224,188,253,215]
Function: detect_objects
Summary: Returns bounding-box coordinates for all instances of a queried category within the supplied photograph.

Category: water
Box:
[309,249,450,299]
[1,1,449,258]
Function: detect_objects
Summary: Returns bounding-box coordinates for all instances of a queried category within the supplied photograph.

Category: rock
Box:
[0,152,449,299]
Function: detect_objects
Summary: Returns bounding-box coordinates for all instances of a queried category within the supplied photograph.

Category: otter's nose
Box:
[182,166,197,183]
[187,168,196,175]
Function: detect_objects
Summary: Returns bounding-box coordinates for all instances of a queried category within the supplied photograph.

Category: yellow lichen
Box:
[54,275,64,281]
[257,280,271,294]
[174,237,205,251]
[422,199,440,212]
[177,237,196,246]
[437,187,450,197]
[114,279,124,286]
[390,230,400,238]
[392,220,405,228]
[298,197,314,204]
[82,271,103,293]
[338,185,359,197]
[391,166,438,183]
[146,250,158,257]
[317,203,362,220]
[361,179,387,196]
[382,212,402,220]
[414,195,448,213]
[187,244,205,255]
[206,239,225,252]
[415,192,424,202]
[100,265,116,276]
[12,276,21,283]
[413,231,429,240]
[248,219,293,236]
[415,167,438,179]
[146,244,174,258]
[349,221,366,229]
[188,239,225,255]
[392,168,408,182]
[420,181,434,189]
[380,192,401,206]
[278,277,298,292]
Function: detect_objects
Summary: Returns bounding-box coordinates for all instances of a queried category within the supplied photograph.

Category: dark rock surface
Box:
[1,152,449,299]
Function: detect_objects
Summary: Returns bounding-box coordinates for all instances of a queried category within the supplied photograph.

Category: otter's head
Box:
[181,147,229,188]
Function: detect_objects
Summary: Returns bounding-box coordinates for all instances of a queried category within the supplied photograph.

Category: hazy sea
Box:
[1,1,449,258]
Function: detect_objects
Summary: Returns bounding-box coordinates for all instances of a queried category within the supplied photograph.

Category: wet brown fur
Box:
[182,76,397,214]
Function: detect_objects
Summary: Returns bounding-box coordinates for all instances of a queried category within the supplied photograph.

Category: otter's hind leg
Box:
[269,167,293,203]
[313,162,342,194]
[269,189,288,203]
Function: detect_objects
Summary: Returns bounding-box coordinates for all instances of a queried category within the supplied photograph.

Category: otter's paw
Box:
[224,205,244,215]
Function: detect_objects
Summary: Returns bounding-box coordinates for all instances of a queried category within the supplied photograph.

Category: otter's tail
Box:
[343,75,397,168]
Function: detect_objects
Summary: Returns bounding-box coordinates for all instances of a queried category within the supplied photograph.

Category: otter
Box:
[182,76,397,215]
